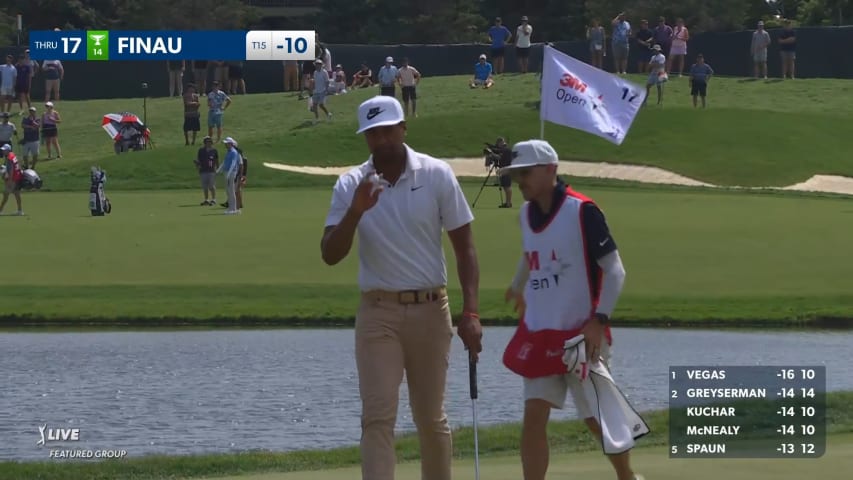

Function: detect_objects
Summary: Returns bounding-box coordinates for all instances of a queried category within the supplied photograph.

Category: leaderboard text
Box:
[28,30,316,61]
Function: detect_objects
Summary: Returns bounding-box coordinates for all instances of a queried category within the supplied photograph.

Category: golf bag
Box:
[19,169,43,190]
[89,167,111,216]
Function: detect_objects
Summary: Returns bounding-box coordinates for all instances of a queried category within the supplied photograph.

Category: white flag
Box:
[540,44,646,145]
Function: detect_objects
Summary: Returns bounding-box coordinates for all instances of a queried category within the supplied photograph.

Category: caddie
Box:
[499,139,647,480]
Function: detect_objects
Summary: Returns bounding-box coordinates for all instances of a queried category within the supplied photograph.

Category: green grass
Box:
[3,185,853,326]
[1,391,851,480]
[26,74,853,192]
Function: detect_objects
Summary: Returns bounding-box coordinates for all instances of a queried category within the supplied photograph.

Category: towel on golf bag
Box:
[563,334,650,455]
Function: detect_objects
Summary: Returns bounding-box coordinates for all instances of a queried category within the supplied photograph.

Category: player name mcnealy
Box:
[687,406,736,416]
[686,425,741,435]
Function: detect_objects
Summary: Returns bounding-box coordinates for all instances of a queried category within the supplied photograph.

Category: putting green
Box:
[199,434,853,480]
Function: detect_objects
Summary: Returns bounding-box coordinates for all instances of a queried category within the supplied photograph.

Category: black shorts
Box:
[499,174,511,188]
[516,47,530,58]
[228,66,243,80]
[183,116,200,132]
[490,46,505,58]
[41,126,57,138]
[380,86,396,97]
[691,82,708,97]
[402,86,416,101]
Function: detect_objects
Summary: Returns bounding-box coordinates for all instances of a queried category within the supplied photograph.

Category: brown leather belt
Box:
[362,287,447,304]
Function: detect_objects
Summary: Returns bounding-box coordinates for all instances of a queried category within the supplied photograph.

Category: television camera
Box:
[472,138,512,208]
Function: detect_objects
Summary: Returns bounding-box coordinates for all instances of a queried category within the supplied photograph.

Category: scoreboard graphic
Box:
[27,30,317,61]
[669,366,827,458]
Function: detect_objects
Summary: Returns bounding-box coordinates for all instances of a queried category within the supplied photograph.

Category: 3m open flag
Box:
[540,44,646,145]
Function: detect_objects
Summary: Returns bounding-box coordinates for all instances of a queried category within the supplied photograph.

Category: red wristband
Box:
[462,311,479,320]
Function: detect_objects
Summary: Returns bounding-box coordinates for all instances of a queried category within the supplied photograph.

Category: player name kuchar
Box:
[687,406,736,416]
[686,388,766,398]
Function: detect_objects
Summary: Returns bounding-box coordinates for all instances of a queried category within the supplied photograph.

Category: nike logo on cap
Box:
[366,107,384,120]
[599,238,609,246]
[411,186,423,191]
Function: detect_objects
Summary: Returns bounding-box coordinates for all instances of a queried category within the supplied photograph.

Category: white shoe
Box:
[634,475,646,480]
[14,210,23,216]
[224,210,237,215]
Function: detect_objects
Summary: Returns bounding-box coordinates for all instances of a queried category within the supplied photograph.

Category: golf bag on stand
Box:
[89,167,111,216]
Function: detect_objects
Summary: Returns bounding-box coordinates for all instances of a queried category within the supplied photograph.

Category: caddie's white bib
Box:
[520,193,594,332]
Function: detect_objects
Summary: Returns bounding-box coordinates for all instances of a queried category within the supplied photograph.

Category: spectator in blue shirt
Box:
[688,54,714,108]
[487,17,512,74]
[206,80,231,143]
[470,54,494,89]
[377,56,398,98]
[610,12,632,75]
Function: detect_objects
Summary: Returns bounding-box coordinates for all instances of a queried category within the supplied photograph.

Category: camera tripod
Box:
[471,163,504,208]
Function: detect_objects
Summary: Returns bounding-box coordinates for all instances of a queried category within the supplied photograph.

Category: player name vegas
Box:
[686,388,766,398]
[686,425,740,435]
[687,406,736,416]
[685,369,726,379]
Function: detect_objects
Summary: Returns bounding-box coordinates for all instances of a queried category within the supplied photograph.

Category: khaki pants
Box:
[356,289,454,480]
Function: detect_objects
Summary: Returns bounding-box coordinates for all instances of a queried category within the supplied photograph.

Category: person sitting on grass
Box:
[470,54,494,89]
[351,63,373,88]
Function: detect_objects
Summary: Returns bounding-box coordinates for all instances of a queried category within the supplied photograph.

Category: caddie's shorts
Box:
[523,336,611,418]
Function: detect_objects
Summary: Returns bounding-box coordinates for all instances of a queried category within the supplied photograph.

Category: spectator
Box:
[611,12,631,74]
[470,54,494,89]
[311,59,333,123]
[397,57,421,117]
[20,107,39,168]
[352,63,373,88]
[234,144,247,210]
[778,20,796,79]
[192,60,208,94]
[194,135,219,206]
[283,60,299,91]
[644,44,667,107]
[183,83,201,146]
[206,80,231,142]
[586,19,606,70]
[228,61,246,95]
[331,64,347,94]
[167,60,184,97]
[0,56,15,113]
[214,60,229,87]
[377,56,398,98]
[487,17,513,74]
[0,144,23,216]
[515,16,533,73]
[41,59,63,103]
[689,54,714,108]
[751,21,771,80]
[0,112,17,148]
[669,18,689,76]
[15,51,36,112]
[634,19,654,73]
[41,102,61,159]
[653,17,673,59]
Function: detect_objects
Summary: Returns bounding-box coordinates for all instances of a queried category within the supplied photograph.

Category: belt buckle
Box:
[398,290,418,304]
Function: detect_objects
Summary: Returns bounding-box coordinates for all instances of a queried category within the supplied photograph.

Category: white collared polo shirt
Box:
[324,144,474,291]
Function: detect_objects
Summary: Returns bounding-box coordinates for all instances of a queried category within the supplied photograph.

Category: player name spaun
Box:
[686,406,736,416]
[117,36,182,54]
[685,369,726,379]
[686,443,726,454]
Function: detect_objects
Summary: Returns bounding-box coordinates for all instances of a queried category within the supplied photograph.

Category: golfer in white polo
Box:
[500,140,647,480]
[321,95,483,480]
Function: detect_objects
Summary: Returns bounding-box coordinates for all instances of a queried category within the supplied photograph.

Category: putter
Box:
[469,355,480,480]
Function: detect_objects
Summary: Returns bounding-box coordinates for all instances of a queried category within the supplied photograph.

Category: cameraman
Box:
[491,137,513,208]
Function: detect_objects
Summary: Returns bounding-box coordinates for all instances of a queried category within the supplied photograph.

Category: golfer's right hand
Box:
[350,173,383,215]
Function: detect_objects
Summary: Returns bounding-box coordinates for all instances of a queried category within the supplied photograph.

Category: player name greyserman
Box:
[686,425,740,435]
[686,444,726,454]
[686,388,766,398]
[687,406,736,416]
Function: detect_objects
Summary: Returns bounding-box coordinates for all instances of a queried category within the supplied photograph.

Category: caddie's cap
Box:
[499,139,559,175]
[356,95,405,134]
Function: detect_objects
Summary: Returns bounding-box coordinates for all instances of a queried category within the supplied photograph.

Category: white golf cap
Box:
[45,101,54,107]
[356,95,405,134]
[1,144,11,151]
[499,139,559,175]
[223,136,238,146]
[385,56,393,62]
[479,54,487,60]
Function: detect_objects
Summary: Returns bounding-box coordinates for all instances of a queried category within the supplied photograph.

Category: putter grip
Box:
[469,357,478,400]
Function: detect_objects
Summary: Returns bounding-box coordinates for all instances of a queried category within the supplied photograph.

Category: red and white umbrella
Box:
[101,112,149,141]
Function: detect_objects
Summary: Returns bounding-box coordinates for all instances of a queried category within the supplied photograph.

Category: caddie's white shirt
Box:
[520,195,593,332]
[325,144,474,291]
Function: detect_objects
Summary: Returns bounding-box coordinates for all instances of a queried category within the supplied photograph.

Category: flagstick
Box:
[540,120,544,140]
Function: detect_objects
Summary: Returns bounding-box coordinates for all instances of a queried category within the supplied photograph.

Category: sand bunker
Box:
[263,159,853,196]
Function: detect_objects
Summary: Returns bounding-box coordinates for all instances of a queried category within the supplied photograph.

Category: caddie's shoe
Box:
[634,474,646,480]
[14,210,24,216]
